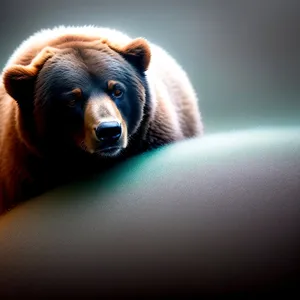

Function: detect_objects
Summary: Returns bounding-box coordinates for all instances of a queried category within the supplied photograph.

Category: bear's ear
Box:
[115,38,151,73]
[3,47,58,108]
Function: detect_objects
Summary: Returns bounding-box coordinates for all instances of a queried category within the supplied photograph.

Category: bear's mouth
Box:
[96,145,122,156]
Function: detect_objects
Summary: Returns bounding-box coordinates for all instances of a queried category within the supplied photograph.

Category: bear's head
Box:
[3,37,151,158]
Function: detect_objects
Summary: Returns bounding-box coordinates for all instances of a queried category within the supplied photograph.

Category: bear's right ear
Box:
[109,38,151,73]
[3,47,58,108]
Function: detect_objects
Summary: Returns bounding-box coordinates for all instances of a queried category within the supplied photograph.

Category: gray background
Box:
[0,0,299,133]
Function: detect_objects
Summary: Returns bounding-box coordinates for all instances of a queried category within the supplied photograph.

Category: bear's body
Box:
[0,26,203,215]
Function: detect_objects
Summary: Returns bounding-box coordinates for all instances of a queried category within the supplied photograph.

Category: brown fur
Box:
[0,26,203,215]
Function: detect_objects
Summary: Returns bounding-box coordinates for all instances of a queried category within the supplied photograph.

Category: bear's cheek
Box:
[59,109,86,148]
[118,98,143,136]
[34,104,84,145]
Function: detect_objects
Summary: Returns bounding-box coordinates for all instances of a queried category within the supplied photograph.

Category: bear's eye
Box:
[65,88,82,108]
[67,99,77,108]
[112,88,123,98]
[108,81,125,99]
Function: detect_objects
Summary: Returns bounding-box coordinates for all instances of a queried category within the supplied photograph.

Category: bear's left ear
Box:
[115,38,151,73]
[3,47,58,109]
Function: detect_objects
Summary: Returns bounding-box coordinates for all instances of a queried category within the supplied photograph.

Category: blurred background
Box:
[0,0,299,133]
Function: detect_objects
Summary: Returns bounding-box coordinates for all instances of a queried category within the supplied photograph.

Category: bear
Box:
[0,25,203,215]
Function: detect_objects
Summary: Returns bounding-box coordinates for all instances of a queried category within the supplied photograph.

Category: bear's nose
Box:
[95,121,122,142]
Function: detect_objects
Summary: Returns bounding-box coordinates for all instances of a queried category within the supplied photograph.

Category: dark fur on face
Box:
[4,39,152,159]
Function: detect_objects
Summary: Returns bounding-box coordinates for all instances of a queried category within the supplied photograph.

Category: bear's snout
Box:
[95,121,122,142]
[82,94,128,155]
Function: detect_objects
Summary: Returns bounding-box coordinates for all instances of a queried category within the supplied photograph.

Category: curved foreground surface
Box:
[0,126,300,299]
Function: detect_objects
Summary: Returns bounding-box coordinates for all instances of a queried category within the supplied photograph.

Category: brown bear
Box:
[0,26,203,215]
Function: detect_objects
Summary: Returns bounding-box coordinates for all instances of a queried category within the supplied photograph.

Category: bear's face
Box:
[3,38,151,157]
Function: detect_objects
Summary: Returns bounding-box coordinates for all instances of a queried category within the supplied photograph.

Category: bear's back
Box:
[2,26,203,138]
[3,26,133,68]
